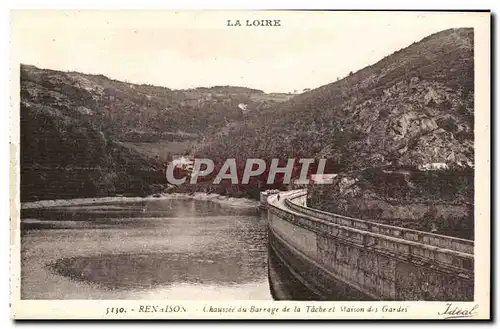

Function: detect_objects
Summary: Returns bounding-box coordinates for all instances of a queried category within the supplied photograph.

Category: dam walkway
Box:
[266,189,474,300]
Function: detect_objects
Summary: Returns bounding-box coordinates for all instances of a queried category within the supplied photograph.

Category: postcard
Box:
[9,10,491,320]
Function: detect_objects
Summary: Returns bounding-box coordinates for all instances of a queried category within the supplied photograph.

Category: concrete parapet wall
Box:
[285,190,474,255]
[267,190,474,300]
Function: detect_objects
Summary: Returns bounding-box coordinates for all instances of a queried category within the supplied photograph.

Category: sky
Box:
[11,11,486,93]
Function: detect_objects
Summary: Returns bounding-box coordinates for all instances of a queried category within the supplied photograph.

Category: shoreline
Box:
[21,192,260,210]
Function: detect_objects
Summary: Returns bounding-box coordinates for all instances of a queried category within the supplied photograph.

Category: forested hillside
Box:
[200,28,474,172]
[20,27,475,218]
[194,28,475,237]
[19,65,291,201]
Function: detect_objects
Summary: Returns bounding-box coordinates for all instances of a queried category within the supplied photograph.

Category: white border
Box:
[3,1,497,327]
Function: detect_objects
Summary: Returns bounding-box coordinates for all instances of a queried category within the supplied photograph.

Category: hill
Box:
[195,28,475,237]
[19,65,292,201]
[19,27,475,231]
[200,28,474,169]
[20,65,292,143]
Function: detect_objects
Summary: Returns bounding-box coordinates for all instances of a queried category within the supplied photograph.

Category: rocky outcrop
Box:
[297,28,474,239]
[198,29,474,234]
[202,28,474,173]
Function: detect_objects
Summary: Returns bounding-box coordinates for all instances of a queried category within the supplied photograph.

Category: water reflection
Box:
[21,199,271,300]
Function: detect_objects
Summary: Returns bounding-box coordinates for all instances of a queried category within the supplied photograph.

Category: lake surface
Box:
[20,198,272,300]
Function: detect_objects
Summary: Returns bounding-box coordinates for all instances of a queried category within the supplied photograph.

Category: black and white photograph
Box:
[9,10,491,320]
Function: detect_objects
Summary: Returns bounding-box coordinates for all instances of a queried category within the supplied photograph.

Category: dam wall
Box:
[267,190,474,300]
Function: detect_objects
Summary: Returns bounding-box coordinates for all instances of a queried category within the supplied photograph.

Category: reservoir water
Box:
[20,198,272,300]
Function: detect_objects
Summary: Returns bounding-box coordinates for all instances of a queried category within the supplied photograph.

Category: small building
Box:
[310,174,338,184]
[170,155,195,171]
[259,189,280,209]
